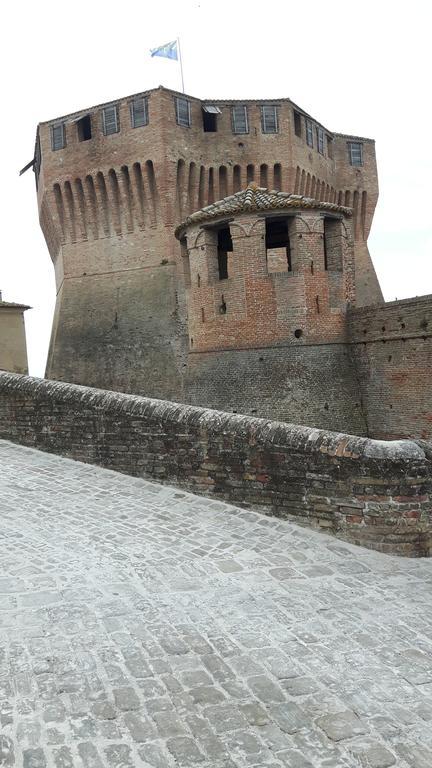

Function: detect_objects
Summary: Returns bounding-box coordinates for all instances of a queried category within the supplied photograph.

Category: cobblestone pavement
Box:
[1,441,432,767]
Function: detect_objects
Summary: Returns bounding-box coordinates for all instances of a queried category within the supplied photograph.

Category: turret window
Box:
[217,227,233,280]
[51,123,65,151]
[265,218,292,273]
[130,97,149,128]
[175,97,191,127]
[293,110,302,137]
[348,142,363,166]
[102,105,119,135]
[231,105,249,134]
[261,105,278,134]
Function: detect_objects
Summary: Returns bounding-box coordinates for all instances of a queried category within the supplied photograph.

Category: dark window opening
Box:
[294,110,302,137]
[202,105,220,132]
[180,237,191,288]
[217,227,232,280]
[218,251,228,280]
[294,328,303,339]
[77,115,92,142]
[265,219,292,272]
[327,136,334,159]
[203,111,217,132]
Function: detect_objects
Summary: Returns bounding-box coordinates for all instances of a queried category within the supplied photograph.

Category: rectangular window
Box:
[130,96,148,128]
[306,120,314,148]
[265,219,292,273]
[51,122,65,151]
[317,127,325,154]
[202,105,220,132]
[175,97,191,127]
[77,115,92,141]
[261,105,278,134]
[231,105,248,134]
[327,136,334,159]
[102,105,119,135]
[217,227,233,280]
[348,141,363,166]
[293,110,302,137]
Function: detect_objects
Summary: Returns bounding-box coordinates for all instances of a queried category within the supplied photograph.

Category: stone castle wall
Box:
[1,371,430,557]
[184,344,368,435]
[349,296,432,440]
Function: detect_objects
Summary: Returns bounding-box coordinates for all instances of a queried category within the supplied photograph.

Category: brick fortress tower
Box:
[34,85,409,437]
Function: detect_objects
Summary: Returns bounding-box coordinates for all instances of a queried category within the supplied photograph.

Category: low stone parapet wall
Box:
[0,371,431,556]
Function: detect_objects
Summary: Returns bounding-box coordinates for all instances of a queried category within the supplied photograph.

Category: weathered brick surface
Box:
[349,296,432,440]
[185,344,367,435]
[181,208,354,353]
[1,371,431,556]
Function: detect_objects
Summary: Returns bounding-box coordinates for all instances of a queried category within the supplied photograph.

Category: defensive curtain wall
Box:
[348,295,432,440]
[1,371,431,557]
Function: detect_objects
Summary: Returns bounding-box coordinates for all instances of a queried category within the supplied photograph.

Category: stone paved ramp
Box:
[1,441,432,768]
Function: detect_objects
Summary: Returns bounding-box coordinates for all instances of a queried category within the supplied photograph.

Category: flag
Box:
[150,40,178,61]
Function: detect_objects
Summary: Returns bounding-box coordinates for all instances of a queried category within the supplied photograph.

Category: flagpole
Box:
[177,38,185,93]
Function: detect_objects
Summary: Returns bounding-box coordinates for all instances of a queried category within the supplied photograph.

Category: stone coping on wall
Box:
[0,370,424,460]
[0,371,431,557]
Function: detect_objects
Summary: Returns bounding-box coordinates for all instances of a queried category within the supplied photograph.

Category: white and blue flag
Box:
[150,40,178,60]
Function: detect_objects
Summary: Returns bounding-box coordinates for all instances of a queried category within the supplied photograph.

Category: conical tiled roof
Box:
[175,184,351,238]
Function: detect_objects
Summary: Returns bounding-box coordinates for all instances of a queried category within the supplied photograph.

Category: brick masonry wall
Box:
[349,296,432,440]
[185,344,367,435]
[0,372,431,557]
[45,264,188,402]
[184,211,354,353]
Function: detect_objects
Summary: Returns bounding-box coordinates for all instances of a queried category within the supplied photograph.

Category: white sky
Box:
[2,0,431,377]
